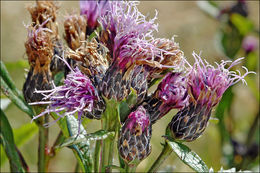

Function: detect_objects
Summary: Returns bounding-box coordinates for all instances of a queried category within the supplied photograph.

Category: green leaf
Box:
[118,88,137,122]
[218,26,243,59]
[66,116,93,173]
[59,130,115,148]
[1,122,38,166]
[0,109,26,172]
[13,123,38,147]
[209,167,252,173]
[0,98,11,110]
[0,77,34,118]
[49,113,93,172]
[0,61,24,100]
[166,138,209,172]
[230,14,254,36]
[215,87,234,166]
[54,71,64,86]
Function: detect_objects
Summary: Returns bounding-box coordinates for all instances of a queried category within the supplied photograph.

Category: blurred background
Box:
[1,1,259,172]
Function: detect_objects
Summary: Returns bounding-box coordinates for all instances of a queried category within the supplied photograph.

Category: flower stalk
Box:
[100,99,120,172]
[148,142,173,173]
[35,107,49,172]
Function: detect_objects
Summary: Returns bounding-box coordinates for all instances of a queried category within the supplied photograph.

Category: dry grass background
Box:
[1,1,259,172]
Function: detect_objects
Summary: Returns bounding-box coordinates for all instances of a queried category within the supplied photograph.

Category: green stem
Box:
[148,143,172,173]
[125,164,136,173]
[36,108,49,172]
[46,131,65,166]
[100,99,120,172]
[94,140,101,172]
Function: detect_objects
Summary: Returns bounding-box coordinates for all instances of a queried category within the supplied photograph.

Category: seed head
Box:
[64,14,87,50]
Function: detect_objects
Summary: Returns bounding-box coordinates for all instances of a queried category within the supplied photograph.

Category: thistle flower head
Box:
[25,22,53,70]
[118,106,151,165]
[166,53,255,142]
[30,57,102,127]
[100,1,160,69]
[146,72,188,124]
[186,52,254,108]
[80,0,109,34]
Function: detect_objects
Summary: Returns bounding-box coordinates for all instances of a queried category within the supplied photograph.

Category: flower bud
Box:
[143,72,188,124]
[118,106,151,165]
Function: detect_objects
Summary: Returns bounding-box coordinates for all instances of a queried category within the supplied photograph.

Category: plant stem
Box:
[46,131,65,166]
[100,99,119,172]
[148,143,172,173]
[94,140,101,172]
[125,164,136,173]
[38,114,49,172]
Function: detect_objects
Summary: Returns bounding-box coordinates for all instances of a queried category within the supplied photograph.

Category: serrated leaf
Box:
[166,139,209,172]
[0,77,34,118]
[0,109,26,172]
[66,116,93,173]
[59,130,115,148]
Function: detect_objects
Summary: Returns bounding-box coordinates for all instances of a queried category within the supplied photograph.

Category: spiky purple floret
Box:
[80,0,109,30]
[158,72,188,110]
[126,106,150,132]
[30,65,98,128]
[100,1,170,69]
[186,52,255,107]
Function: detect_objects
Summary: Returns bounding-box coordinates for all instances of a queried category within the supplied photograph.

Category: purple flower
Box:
[80,0,109,34]
[118,106,151,165]
[30,58,101,128]
[167,52,255,141]
[186,52,254,108]
[126,106,150,132]
[100,1,160,70]
[158,72,188,110]
[145,72,188,124]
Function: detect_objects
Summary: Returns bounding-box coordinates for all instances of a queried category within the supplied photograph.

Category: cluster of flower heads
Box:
[24,0,254,166]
